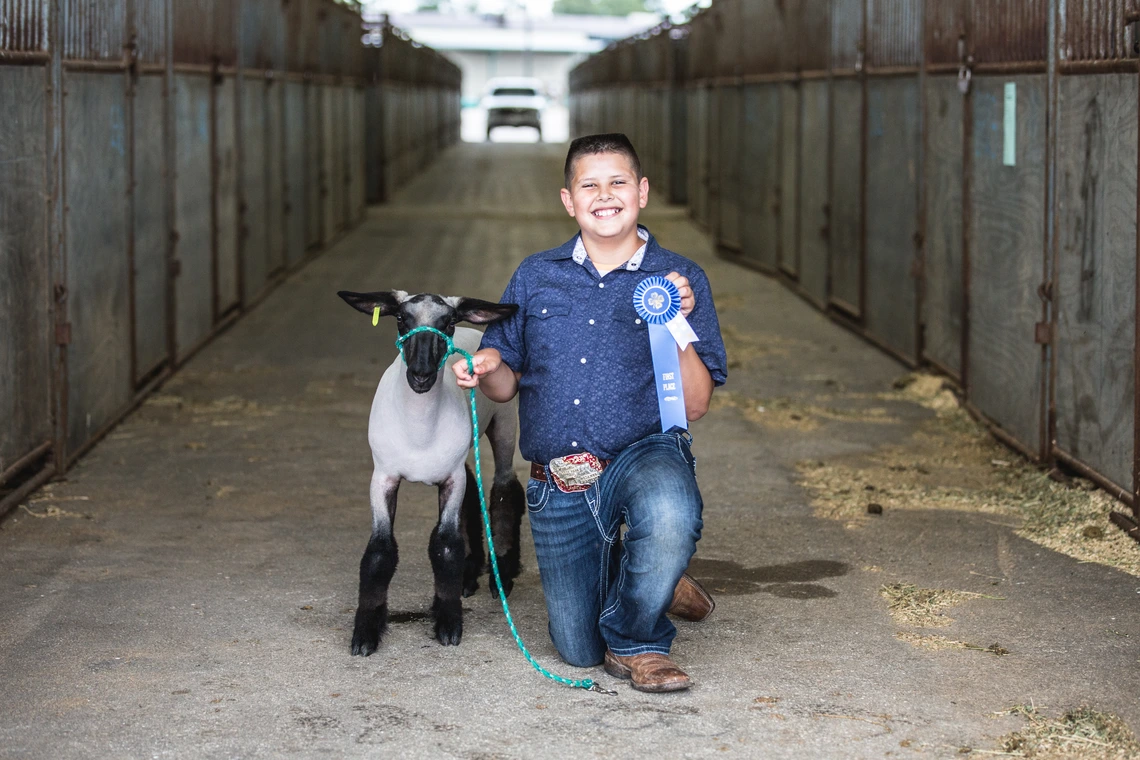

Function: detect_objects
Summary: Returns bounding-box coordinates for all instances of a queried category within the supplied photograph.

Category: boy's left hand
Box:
[665,272,695,317]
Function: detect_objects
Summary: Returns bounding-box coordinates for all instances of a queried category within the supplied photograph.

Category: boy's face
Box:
[560,152,649,244]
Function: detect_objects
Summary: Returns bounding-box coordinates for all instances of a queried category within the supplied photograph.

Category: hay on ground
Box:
[879,582,997,628]
[996,705,1140,759]
[796,374,1140,578]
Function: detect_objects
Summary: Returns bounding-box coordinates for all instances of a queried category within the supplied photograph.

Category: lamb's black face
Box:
[396,294,460,394]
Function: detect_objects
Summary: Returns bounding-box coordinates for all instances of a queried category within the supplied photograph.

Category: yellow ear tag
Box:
[372,306,380,327]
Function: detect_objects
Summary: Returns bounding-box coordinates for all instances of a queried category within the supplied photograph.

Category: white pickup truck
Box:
[482,77,547,141]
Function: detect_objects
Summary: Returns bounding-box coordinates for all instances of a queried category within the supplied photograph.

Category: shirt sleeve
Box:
[479,266,527,373]
[687,268,728,386]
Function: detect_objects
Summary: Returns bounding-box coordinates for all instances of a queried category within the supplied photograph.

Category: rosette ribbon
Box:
[632,276,700,433]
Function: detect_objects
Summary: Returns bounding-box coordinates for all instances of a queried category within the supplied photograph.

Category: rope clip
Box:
[587,683,619,696]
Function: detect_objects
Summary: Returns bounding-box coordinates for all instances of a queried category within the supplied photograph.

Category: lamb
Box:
[337,289,525,655]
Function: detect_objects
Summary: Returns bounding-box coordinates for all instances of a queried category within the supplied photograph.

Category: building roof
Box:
[365,11,661,54]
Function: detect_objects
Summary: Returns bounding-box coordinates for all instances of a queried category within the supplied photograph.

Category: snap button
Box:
[541,308,547,314]
[589,319,595,325]
[598,283,604,288]
[580,358,587,364]
[574,399,580,405]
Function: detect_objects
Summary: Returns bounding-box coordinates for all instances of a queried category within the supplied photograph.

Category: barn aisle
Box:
[1,143,1138,759]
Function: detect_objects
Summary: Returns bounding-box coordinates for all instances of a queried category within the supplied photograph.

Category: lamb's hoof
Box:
[462,560,482,598]
[351,605,387,656]
[490,575,514,600]
[432,597,463,646]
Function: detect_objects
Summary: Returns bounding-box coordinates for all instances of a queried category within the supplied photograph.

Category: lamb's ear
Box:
[337,290,405,317]
[453,298,519,325]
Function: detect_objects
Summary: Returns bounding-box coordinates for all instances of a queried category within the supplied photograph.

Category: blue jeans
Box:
[525,430,704,667]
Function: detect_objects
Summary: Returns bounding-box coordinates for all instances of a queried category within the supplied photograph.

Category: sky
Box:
[360,0,701,19]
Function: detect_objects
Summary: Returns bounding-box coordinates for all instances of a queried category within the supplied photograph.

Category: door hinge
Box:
[56,322,72,346]
[1034,321,1054,345]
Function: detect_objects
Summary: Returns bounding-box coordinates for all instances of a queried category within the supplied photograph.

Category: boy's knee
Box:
[549,624,605,668]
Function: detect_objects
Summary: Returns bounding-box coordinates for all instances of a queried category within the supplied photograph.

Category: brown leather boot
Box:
[604,650,692,693]
[668,572,715,622]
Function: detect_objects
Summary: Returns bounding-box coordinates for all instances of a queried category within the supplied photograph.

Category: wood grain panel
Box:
[799,79,829,305]
[1054,73,1136,490]
[829,80,863,315]
[968,75,1047,454]
[923,76,965,378]
[865,77,919,361]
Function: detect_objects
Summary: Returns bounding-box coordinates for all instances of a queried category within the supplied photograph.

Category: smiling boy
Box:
[453,134,727,692]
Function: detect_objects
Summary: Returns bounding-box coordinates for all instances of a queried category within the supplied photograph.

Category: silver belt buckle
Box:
[548,452,605,493]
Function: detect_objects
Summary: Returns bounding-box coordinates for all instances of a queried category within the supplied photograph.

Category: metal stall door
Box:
[688,86,710,229]
[798,79,830,306]
[240,78,270,303]
[863,0,922,363]
[214,76,241,316]
[305,81,322,249]
[716,85,742,253]
[0,62,54,489]
[63,69,133,457]
[284,79,308,267]
[348,85,366,225]
[131,64,170,384]
[796,1,831,307]
[921,0,970,381]
[966,2,1049,458]
[829,0,866,318]
[1053,2,1137,496]
[739,85,780,272]
[778,82,800,278]
[265,78,286,279]
[173,73,215,361]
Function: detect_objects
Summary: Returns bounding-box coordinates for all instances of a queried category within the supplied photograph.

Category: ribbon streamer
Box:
[633,276,699,432]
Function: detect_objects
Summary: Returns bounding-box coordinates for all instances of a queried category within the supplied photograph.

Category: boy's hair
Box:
[563,133,643,189]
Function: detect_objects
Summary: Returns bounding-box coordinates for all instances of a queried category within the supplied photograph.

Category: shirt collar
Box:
[545,225,669,272]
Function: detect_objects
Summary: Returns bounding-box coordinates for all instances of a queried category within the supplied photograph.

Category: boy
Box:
[453,134,727,692]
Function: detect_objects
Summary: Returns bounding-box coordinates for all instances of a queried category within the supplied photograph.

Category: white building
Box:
[365,11,663,106]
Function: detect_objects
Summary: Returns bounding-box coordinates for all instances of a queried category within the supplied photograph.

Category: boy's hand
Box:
[453,348,501,389]
[665,272,696,317]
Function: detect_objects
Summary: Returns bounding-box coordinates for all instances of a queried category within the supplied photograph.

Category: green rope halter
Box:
[392,323,614,695]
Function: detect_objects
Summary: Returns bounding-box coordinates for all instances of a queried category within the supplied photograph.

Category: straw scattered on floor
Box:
[995,705,1140,759]
[796,374,1140,578]
[879,582,998,628]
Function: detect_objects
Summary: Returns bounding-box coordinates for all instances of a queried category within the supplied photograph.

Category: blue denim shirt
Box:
[480,226,728,464]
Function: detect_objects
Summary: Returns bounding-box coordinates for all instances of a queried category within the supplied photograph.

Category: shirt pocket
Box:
[524,299,572,353]
[610,303,651,367]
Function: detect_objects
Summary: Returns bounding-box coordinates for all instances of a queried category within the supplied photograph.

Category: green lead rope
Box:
[394,324,616,695]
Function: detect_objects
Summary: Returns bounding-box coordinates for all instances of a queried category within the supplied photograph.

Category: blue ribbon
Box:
[633,276,688,432]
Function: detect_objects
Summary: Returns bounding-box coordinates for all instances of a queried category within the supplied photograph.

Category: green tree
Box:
[553,0,650,15]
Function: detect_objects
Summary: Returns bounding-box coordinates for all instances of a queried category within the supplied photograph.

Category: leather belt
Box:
[529,459,611,482]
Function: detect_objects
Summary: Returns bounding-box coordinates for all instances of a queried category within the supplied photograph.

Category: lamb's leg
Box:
[460,464,484,598]
[485,414,525,600]
[430,469,467,645]
[352,474,400,657]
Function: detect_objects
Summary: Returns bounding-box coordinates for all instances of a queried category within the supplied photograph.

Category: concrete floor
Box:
[2,143,1138,759]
